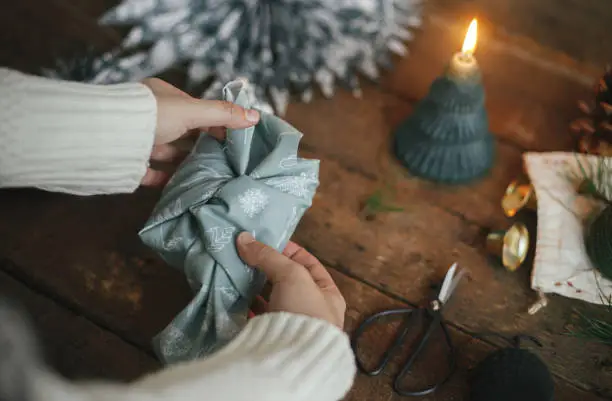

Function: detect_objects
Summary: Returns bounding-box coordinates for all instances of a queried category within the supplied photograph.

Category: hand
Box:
[236,232,346,329]
[140,78,260,187]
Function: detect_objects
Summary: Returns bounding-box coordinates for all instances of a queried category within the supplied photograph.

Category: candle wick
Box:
[459,52,473,63]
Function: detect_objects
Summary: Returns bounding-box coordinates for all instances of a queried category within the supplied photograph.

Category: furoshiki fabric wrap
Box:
[139,80,320,364]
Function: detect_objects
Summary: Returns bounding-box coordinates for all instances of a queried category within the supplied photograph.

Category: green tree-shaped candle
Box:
[393,19,495,184]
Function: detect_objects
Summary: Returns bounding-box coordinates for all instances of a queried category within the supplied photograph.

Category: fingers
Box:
[140,168,170,187]
[249,295,268,316]
[143,144,188,188]
[206,127,226,140]
[237,234,339,292]
[150,144,188,163]
[283,241,338,291]
[182,99,260,131]
[142,78,191,98]
[236,232,301,284]
[143,77,260,146]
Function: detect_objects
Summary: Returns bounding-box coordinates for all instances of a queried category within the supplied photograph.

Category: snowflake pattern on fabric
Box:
[264,172,319,198]
[159,325,192,358]
[279,155,299,169]
[237,188,270,218]
[154,198,183,224]
[163,236,184,251]
[204,227,236,252]
[219,286,240,304]
[87,0,424,114]
[216,312,242,341]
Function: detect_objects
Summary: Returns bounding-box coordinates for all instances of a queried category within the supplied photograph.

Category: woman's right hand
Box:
[236,232,346,329]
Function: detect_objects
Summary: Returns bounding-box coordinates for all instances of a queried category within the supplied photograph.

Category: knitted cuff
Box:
[0,68,156,195]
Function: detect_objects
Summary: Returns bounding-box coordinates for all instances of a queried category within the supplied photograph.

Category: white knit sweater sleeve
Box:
[33,313,357,401]
[0,67,157,195]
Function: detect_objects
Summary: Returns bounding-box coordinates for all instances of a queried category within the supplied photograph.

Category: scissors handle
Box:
[351,308,417,376]
[393,311,456,397]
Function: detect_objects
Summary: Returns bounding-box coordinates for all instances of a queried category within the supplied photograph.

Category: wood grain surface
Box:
[0,0,611,399]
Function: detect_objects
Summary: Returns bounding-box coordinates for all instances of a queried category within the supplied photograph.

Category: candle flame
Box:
[462,18,478,55]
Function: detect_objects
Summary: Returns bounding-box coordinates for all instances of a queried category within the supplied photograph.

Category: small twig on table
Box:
[528,291,549,315]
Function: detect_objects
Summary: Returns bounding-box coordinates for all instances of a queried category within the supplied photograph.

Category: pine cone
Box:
[572,65,612,155]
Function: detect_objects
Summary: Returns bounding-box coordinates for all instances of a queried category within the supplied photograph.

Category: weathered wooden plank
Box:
[378,13,597,152]
[5,0,610,72]
[0,268,158,381]
[0,150,609,397]
[287,85,523,230]
[290,152,612,396]
[430,0,612,66]
[0,0,608,399]
[0,194,602,400]
[67,0,122,20]
[0,0,119,73]
[0,0,599,157]
[0,74,605,394]
[333,268,604,401]
[0,189,464,400]
[0,189,190,349]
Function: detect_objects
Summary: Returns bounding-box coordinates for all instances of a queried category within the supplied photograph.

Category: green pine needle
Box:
[573,154,612,204]
[568,274,612,344]
[570,308,612,345]
[362,188,404,216]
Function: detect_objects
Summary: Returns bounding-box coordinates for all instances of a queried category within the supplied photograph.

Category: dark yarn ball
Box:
[470,347,554,401]
[585,204,612,280]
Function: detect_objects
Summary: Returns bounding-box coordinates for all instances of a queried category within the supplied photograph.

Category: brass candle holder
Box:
[501,180,538,217]
[486,222,530,272]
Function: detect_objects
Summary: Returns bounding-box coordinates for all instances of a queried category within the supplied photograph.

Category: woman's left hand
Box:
[140,78,260,187]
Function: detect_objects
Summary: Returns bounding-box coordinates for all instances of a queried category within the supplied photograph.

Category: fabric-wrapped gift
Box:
[139,80,320,364]
[523,152,612,305]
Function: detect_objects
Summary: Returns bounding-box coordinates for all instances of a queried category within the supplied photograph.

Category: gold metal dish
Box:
[501,180,537,217]
[486,222,530,272]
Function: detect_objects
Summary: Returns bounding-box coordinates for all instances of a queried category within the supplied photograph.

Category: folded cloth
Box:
[139,80,320,364]
[524,152,612,305]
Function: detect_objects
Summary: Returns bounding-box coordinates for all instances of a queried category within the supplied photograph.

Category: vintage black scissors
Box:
[351,263,466,397]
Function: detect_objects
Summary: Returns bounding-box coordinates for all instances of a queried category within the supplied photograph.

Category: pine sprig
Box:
[569,285,612,345]
[364,190,405,213]
[360,186,404,219]
[571,315,612,345]
[572,154,612,205]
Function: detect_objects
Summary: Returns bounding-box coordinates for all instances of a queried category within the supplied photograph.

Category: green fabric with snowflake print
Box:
[139,79,320,365]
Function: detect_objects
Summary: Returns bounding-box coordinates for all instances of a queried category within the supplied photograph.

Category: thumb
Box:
[180,99,260,130]
[236,232,295,284]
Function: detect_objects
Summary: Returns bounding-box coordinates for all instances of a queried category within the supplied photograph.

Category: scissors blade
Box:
[437,262,465,305]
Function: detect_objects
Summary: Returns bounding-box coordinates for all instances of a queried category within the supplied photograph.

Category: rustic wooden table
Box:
[0,1,610,400]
